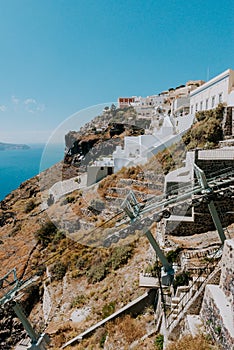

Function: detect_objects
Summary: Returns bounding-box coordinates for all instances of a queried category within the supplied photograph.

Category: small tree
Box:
[50,261,67,281]
[35,221,58,247]
[24,199,36,213]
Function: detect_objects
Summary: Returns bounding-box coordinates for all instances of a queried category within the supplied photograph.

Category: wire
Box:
[3,166,233,291]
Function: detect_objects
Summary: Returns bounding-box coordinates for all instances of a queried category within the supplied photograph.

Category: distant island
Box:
[0,142,30,151]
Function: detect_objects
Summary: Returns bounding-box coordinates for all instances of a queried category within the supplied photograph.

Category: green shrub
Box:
[107,245,133,270]
[166,248,182,264]
[155,334,164,350]
[71,294,86,308]
[86,245,134,284]
[35,221,58,247]
[87,262,107,283]
[66,196,76,203]
[183,104,225,151]
[173,271,191,291]
[36,264,46,276]
[24,199,36,213]
[144,261,159,277]
[196,111,206,122]
[52,230,66,244]
[99,331,108,348]
[50,261,67,281]
[102,301,116,318]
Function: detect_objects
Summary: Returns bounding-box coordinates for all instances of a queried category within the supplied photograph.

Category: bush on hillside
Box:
[165,334,218,350]
[35,221,58,247]
[87,262,107,283]
[106,245,133,270]
[155,334,164,350]
[183,103,225,150]
[50,261,67,281]
[86,245,134,284]
[102,301,116,319]
[173,271,191,292]
[24,199,37,213]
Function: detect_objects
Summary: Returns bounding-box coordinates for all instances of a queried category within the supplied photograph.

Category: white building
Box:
[131,94,169,118]
[113,116,175,172]
[171,96,190,117]
[190,69,234,114]
[171,80,204,117]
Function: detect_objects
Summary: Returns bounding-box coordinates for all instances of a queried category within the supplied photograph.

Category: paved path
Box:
[41,174,87,210]
[48,174,87,202]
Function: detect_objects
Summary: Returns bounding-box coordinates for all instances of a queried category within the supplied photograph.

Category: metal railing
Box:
[166,246,222,330]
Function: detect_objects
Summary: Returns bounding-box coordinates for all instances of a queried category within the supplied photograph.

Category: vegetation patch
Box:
[24,199,37,213]
[173,271,191,292]
[87,262,107,284]
[155,333,164,350]
[183,103,224,150]
[102,301,116,318]
[50,261,67,281]
[70,294,87,308]
[106,245,133,270]
[165,334,219,350]
[146,104,225,175]
[166,248,182,264]
[34,221,58,247]
[87,244,134,284]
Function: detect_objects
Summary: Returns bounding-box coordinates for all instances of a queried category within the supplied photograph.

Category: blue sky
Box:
[0,0,233,144]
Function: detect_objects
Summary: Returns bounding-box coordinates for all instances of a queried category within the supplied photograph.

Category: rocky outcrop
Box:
[222,107,234,137]
[0,304,26,350]
[64,123,144,166]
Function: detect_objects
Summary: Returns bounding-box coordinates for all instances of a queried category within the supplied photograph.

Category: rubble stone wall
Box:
[219,239,234,315]
[165,199,233,236]
[164,154,234,236]
[200,239,234,350]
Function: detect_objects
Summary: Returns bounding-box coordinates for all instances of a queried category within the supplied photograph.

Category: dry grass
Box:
[110,314,145,343]
[165,334,220,350]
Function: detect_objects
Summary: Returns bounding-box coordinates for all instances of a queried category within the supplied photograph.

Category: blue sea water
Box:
[0,143,64,201]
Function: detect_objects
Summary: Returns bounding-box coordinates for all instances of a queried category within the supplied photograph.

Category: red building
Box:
[118,97,135,109]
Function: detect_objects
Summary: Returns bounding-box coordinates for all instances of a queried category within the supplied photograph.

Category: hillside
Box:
[0,104,233,349]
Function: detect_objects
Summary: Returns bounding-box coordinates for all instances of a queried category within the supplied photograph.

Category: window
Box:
[191,105,193,114]
[205,99,209,110]
[219,93,223,103]
[200,101,203,110]
[212,96,215,108]
[195,103,198,111]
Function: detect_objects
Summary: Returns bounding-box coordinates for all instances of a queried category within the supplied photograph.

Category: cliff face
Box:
[0,104,233,349]
[64,122,144,166]
[0,171,155,349]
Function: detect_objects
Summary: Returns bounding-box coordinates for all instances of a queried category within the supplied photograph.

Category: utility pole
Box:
[0,269,50,350]
[194,164,226,244]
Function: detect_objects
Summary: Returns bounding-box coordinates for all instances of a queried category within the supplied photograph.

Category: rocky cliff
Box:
[0,104,233,349]
[64,122,144,166]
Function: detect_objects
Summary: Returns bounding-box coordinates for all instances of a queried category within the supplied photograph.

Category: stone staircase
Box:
[168,276,205,325]
[104,171,164,208]
[164,264,221,341]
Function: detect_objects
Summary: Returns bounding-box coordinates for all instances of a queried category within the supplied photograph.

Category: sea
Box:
[0,143,65,201]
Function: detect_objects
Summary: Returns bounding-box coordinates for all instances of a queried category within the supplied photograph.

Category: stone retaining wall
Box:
[165,198,234,236]
[219,240,234,316]
[200,239,234,350]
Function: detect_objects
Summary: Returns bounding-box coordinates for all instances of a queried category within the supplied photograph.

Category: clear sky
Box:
[0,0,233,144]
